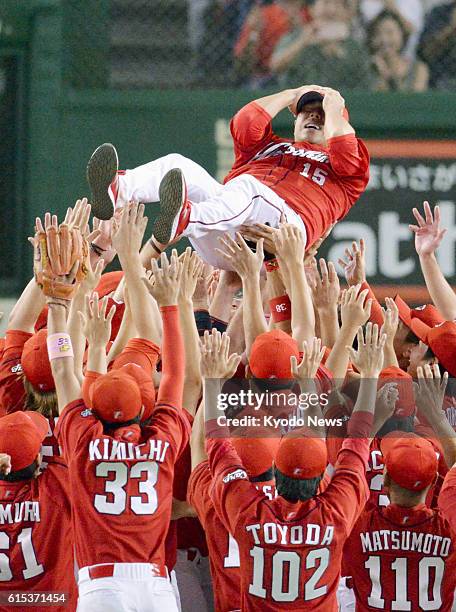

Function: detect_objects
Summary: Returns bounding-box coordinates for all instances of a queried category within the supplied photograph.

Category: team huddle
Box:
[0,85,456,612]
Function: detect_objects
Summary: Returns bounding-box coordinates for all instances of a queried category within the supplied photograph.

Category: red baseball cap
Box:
[411,304,445,328]
[394,295,412,326]
[378,367,415,418]
[410,320,456,376]
[275,431,327,480]
[381,432,437,491]
[90,370,142,422]
[0,411,49,471]
[232,437,280,478]
[21,329,55,392]
[249,330,299,379]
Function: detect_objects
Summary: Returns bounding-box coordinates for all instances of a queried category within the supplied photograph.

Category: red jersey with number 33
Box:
[345,501,456,611]
[55,399,189,569]
[208,437,370,611]
[0,459,76,612]
[224,102,370,248]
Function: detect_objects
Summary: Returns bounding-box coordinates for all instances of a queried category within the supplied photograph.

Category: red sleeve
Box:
[156,306,184,410]
[207,438,264,536]
[111,337,160,374]
[0,330,31,415]
[187,460,213,526]
[320,437,370,535]
[54,399,103,460]
[229,102,275,162]
[143,405,191,460]
[438,467,456,531]
[327,135,370,179]
[361,281,384,326]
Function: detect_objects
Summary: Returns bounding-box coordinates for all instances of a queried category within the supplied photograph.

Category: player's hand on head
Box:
[143,249,182,307]
[347,323,386,378]
[310,258,340,311]
[273,223,306,268]
[415,364,448,420]
[409,201,447,257]
[380,297,399,343]
[340,284,372,329]
[78,293,116,347]
[338,239,366,286]
[179,247,205,302]
[215,233,264,280]
[291,337,326,381]
[111,201,148,258]
[0,453,11,476]
[200,329,241,379]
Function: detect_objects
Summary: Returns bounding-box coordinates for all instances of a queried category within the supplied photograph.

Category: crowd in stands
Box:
[1,193,456,610]
[194,0,456,90]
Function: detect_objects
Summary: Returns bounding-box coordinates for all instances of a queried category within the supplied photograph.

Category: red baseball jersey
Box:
[0,459,76,612]
[345,498,456,611]
[188,459,276,612]
[0,330,30,416]
[55,398,189,569]
[224,101,370,248]
[207,437,369,611]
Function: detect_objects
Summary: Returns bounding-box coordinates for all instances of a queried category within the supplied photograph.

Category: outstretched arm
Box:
[410,202,456,320]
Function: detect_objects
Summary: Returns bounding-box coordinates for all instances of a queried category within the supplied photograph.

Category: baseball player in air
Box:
[87,84,369,268]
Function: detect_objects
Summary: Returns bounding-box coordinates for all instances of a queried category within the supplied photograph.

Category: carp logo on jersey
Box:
[223,469,248,484]
[252,142,330,164]
[80,409,92,417]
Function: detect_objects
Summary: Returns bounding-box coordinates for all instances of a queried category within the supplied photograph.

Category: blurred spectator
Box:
[417,0,456,90]
[234,0,311,88]
[195,1,253,85]
[271,0,373,91]
[367,10,429,91]
[359,0,424,59]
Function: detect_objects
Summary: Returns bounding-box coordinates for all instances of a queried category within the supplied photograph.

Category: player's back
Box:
[234,491,357,611]
[56,399,189,570]
[346,503,456,611]
[0,459,76,612]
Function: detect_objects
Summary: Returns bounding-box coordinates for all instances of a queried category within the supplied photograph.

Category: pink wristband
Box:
[47,333,74,360]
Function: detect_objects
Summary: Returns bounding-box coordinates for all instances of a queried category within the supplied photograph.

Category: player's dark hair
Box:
[376,415,414,439]
[0,461,39,482]
[404,329,420,345]
[367,10,409,54]
[250,467,274,483]
[274,467,323,502]
[23,376,58,418]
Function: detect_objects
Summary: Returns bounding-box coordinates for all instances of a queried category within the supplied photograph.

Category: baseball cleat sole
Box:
[153,169,187,245]
[86,143,118,220]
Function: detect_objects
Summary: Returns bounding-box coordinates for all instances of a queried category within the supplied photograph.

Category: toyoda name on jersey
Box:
[252,142,330,164]
[246,522,335,547]
[0,501,40,525]
[361,530,452,556]
[88,438,171,462]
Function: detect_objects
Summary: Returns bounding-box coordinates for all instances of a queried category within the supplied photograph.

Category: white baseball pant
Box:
[117,154,307,270]
[337,577,356,611]
[77,563,179,612]
[174,549,214,612]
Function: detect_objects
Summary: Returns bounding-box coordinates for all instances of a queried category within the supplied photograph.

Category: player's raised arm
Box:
[325,285,371,384]
[216,233,267,358]
[309,258,340,348]
[410,201,456,320]
[143,250,184,409]
[79,293,116,376]
[41,219,87,412]
[273,223,315,345]
[178,247,204,415]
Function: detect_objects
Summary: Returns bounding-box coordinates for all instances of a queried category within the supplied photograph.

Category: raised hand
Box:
[179,247,205,302]
[273,223,306,267]
[409,201,447,257]
[310,258,340,312]
[380,297,399,342]
[415,364,448,421]
[143,250,181,307]
[290,337,326,380]
[111,202,148,259]
[216,233,264,280]
[200,329,241,379]
[340,284,372,329]
[347,323,386,377]
[338,239,366,286]
[240,222,279,256]
[78,293,116,347]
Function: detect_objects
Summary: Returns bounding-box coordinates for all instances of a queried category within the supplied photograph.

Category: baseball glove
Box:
[34,223,88,300]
